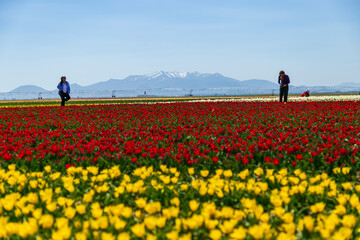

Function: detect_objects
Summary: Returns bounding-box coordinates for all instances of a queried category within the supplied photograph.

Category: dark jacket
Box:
[278,74,290,86]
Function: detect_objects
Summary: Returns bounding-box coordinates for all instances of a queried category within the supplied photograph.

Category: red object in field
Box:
[300,91,310,97]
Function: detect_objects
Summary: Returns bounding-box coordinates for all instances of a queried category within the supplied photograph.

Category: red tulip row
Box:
[0,101,359,171]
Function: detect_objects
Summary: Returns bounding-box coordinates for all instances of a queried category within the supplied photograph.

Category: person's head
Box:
[279,70,285,76]
[306,89,310,93]
[61,76,66,83]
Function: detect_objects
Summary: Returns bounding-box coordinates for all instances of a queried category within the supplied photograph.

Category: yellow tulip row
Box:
[0,164,359,240]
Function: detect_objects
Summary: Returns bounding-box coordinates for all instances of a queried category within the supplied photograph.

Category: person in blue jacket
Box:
[57,76,71,106]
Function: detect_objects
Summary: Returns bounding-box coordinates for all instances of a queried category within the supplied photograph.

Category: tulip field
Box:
[0,97,360,239]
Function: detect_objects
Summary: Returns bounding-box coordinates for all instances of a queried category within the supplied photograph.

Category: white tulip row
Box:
[187,95,360,103]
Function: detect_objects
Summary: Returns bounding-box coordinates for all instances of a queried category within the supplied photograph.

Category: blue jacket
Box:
[57,81,71,94]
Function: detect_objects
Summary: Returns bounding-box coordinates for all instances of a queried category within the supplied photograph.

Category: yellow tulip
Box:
[189,200,200,211]
[98,216,109,229]
[134,210,143,219]
[223,169,233,177]
[302,216,314,232]
[333,205,347,216]
[156,216,167,228]
[166,231,178,240]
[271,207,285,218]
[215,189,224,198]
[146,234,157,240]
[44,166,51,173]
[171,177,178,184]
[144,216,157,230]
[76,204,86,215]
[342,215,357,228]
[114,218,127,230]
[248,225,263,240]
[342,182,353,190]
[7,176,17,186]
[50,172,61,180]
[163,207,179,219]
[145,202,161,215]
[200,170,209,177]
[178,233,192,240]
[180,184,189,191]
[230,226,247,240]
[199,186,207,196]
[52,225,71,240]
[342,167,351,175]
[205,219,219,230]
[170,197,180,207]
[135,198,147,208]
[215,169,223,176]
[254,167,263,176]
[209,229,222,240]
[259,213,269,223]
[281,213,294,224]
[277,233,296,240]
[349,194,359,208]
[46,202,57,212]
[55,187,61,194]
[90,219,100,230]
[29,180,38,189]
[319,229,330,239]
[220,206,234,218]
[131,223,145,238]
[238,169,249,180]
[219,219,237,234]
[64,207,76,219]
[117,232,130,240]
[75,232,87,240]
[91,208,103,219]
[32,208,42,220]
[8,164,16,171]
[121,207,132,218]
[38,214,54,228]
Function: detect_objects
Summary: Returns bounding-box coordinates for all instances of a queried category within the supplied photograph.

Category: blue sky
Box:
[0,0,359,92]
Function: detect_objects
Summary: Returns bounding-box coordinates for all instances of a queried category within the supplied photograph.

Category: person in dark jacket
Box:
[278,70,290,102]
[57,76,71,106]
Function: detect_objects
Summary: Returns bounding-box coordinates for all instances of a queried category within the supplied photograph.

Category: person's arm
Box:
[278,76,281,84]
[67,82,71,93]
[57,82,62,91]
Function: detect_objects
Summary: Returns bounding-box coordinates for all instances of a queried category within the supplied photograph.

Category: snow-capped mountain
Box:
[146,71,190,79]
[80,71,278,90]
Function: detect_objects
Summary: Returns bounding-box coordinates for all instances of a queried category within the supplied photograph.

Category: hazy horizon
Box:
[5,70,359,93]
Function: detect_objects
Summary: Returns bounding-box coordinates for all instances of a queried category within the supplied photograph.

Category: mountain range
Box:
[9,71,278,92]
[8,71,360,92]
[10,85,50,93]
